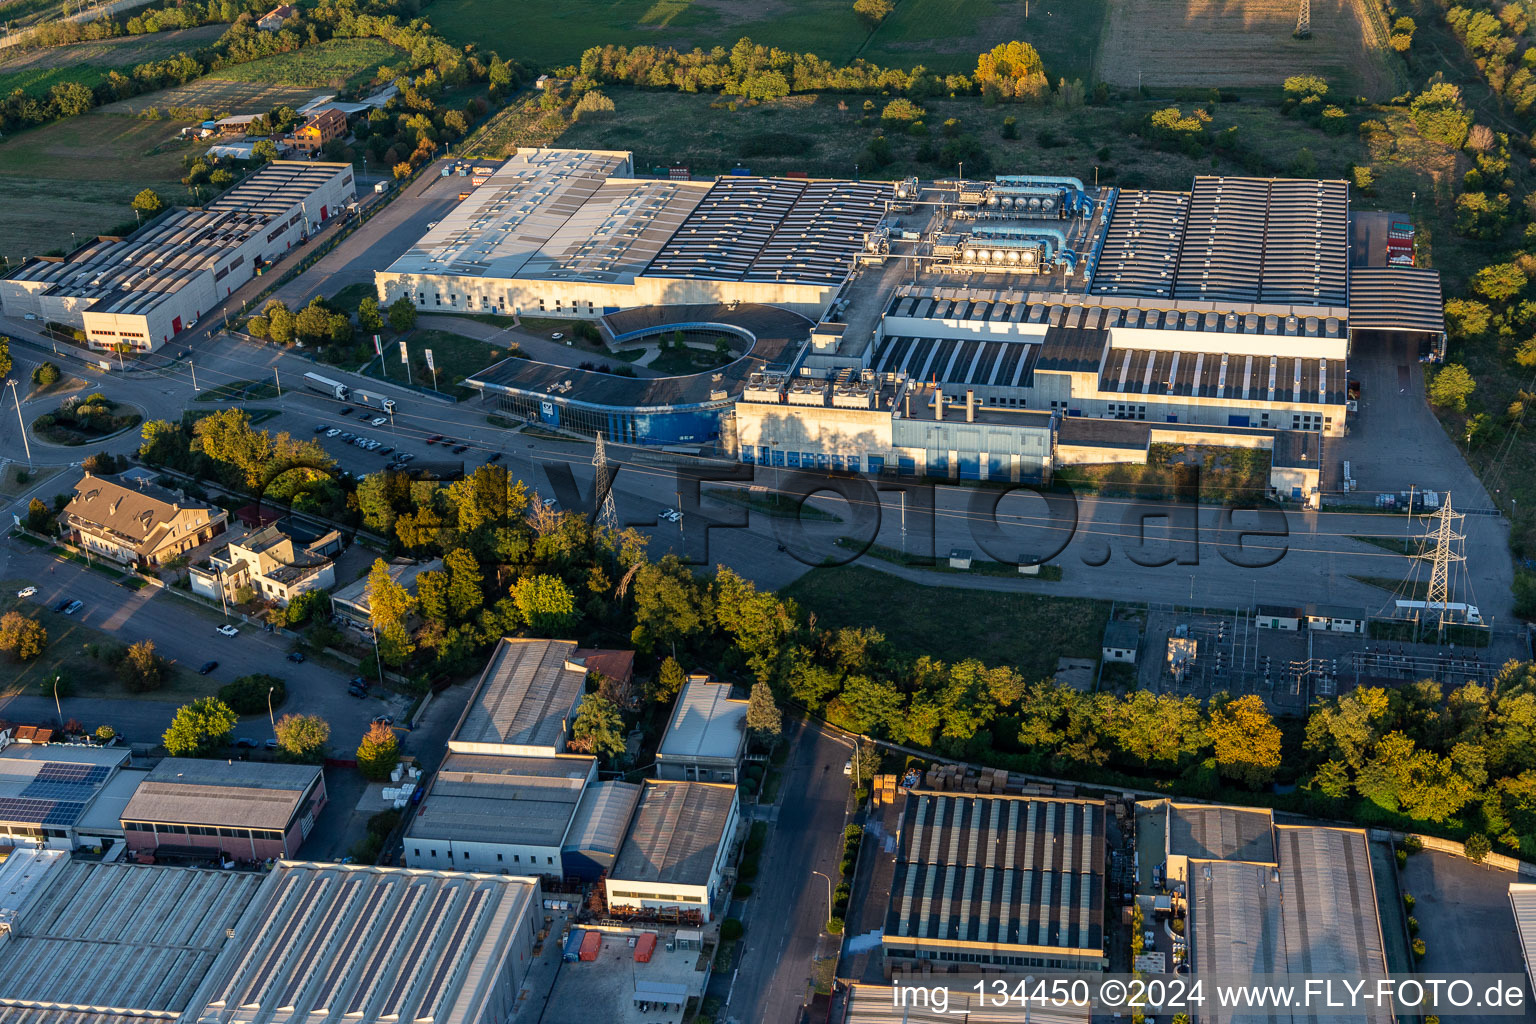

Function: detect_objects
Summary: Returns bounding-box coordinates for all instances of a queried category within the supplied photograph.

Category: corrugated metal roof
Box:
[883,792,1106,955]
[1510,883,1536,991]
[187,862,539,1024]
[564,781,642,857]
[610,781,736,886]
[121,759,320,831]
[450,638,586,752]
[0,860,265,1015]
[657,682,747,762]
[1168,803,1276,862]
[1347,266,1445,333]
[405,753,594,847]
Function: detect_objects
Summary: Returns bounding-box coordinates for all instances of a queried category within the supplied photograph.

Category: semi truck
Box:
[352,388,396,415]
[303,372,350,401]
[1394,599,1482,625]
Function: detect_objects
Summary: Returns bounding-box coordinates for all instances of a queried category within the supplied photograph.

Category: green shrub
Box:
[1395,848,1408,869]
[1400,835,1423,855]
[1412,937,1426,958]
[733,882,753,898]
[839,856,854,876]
[720,918,744,941]
[1407,915,1419,935]
[1403,893,1416,911]
[826,916,845,934]
[738,858,759,881]
[219,673,286,715]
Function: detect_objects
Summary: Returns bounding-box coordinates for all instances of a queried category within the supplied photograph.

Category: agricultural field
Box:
[861,0,1107,81]
[0,63,108,98]
[0,111,195,256]
[204,37,402,89]
[0,23,224,76]
[1098,0,1401,98]
[427,0,1099,75]
[99,78,322,114]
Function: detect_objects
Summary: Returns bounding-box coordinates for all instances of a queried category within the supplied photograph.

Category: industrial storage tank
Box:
[963,248,978,262]
[1006,249,1022,264]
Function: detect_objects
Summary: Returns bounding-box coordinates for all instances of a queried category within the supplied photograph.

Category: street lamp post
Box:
[810,870,834,931]
[8,379,32,467]
[267,686,277,731]
[53,675,63,730]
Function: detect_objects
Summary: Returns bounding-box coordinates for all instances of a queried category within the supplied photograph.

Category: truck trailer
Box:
[303,372,349,401]
[352,388,396,415]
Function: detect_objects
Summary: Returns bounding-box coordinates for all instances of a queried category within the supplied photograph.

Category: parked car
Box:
[313,423,329,433]
[396,453,415,463]
[63,600,82,615]
[338,407,354,416]
[550,332,564,341]
[198,660,218,675]
[426,434,443,445]
[52,598,72,612]
[339,432,355,441]
[371,416,387,426]
[379,446,394,456]
[372,715,394,726]
[325,428,342,438]
[216,624,239,637]
[451,444,468,454]
[659,508,676,520]
[234,737,259,749]
[487,452,503,463]
[286,651,305,663]
[16,586,36,599]
[264,739,279,750]
[843,759,853,776]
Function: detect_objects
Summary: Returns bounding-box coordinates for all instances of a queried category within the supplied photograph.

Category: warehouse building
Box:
[605,780,739,923]
[1157,802,1392,1023]
[1510,883,1536,996]
[403,752,596,874]
[561,779,642,881]
[375,148,888,320]
[0,743,133,851]
[449,637,593,757]
[0,850,544,1024]
[0,161,354,352]
[119,758,327,862]
[881,790,1107,973]
[655,677,749,783]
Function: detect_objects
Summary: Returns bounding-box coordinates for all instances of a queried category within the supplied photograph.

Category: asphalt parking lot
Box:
[1400,850,1536,1021]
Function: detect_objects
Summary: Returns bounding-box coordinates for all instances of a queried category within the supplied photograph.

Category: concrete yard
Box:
[531,928,708,1024]
[1400,850,1536,1022]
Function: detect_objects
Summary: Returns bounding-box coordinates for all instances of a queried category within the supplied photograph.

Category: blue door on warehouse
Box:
[957,454,981,479]
[988,455,1011,480]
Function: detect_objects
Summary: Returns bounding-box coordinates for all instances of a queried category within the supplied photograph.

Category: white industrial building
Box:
[605,780,739,923]
[0,742,136,852]
[0,161,354,352]
[375,148,889,320]
[0,850,543,1024]
[655,676,750,783]
[403,752,596,874]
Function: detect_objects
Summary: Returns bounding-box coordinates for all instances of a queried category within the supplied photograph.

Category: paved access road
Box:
[723,721,854,1024]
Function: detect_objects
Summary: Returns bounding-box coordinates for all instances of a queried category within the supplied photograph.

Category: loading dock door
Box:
[171,316,183,334]
[1228,414,1250,427]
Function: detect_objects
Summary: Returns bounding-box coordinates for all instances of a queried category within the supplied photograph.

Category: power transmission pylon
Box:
[1295,0,1311,37]
[1416,492,1465,639]
[592,431,618,533]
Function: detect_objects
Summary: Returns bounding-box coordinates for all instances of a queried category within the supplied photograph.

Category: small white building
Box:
[606,781,738,923]
[404,753,595,874]
[1101,620,1140,664]
[1256,605,1302,631]
[655,676,748,783]
[188,522,337,607]
[1305,603,1366,634]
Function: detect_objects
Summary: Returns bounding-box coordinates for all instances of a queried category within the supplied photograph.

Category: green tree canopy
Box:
[130,188,164,216]
[365,558,416,628]
[1428,363,1476,411]
[746,679,782,739]
[569,693,626,760]
[387,296,417,333]
[119,638,167,692]
[512,573,576,633]
[163,697,238,756]
[1207,694,1283,788]
[274,713,330,761]
[357,721,400,780]
[0,612,46,661]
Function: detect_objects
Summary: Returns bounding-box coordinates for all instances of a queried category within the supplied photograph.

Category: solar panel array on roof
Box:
[645,177,887,285]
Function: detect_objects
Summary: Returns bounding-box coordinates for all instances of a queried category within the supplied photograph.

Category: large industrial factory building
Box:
[0,161,355,353]
[382,148,1442,484]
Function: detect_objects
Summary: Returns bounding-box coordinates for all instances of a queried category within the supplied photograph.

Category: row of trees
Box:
[161,694,331,759]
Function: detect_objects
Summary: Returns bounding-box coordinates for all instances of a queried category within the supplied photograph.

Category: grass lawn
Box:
[0,64,110,98]
[354,328,511,398]
[0,463,64,499]
[0,592,207,704]
[782,564,1107,678]
[862,0,1107,81]
[0,26,226,75]
[327,281,377,315]
[194,379,279,402]
[206,37,402,89]
[649,345,734,375]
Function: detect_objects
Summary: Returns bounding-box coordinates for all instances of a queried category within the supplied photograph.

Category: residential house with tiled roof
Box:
[62,473,226,568]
